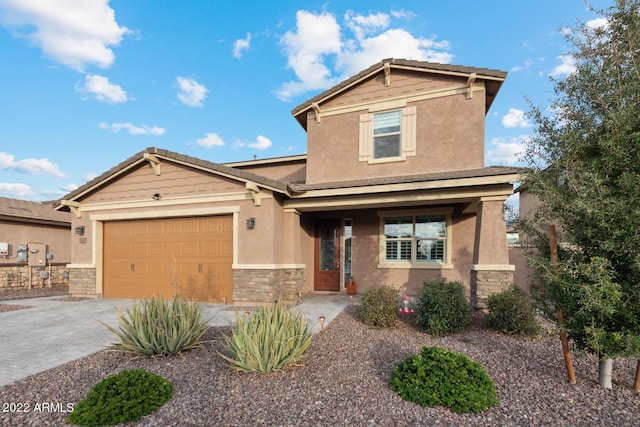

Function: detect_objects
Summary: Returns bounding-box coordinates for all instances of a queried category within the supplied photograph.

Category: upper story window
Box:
[359,105,416,164]
[373,110,401,159]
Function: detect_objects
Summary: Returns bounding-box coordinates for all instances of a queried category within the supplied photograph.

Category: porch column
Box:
[471,196,514,309]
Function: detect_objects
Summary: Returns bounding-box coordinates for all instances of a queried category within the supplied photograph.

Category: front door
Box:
[314,219,341,291]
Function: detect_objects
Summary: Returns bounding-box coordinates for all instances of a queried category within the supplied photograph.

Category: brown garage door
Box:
[103,216,233,303]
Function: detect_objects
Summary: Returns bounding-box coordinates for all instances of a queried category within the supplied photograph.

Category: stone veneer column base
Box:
[232,267,304,307]
[470,265,515,310]
[68,266,100,298]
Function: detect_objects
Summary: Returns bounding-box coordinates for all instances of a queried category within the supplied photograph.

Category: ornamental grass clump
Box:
[485,284,542,336]
[105,295,210,357]
[413,278,470,336]
[390,346,498,414]
[220,301,313,372]
[67,368,173,427]
[358,285,400,328]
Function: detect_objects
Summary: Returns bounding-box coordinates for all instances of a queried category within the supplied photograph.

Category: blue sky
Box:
[0,0,612,202]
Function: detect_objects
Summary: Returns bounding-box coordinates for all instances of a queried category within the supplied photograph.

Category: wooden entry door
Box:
[314,219,341,291]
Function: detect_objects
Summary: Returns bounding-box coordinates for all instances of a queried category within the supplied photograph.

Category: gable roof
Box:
[55,146,522,212]
[291,58,507,129]
[55,147,289,210]
[0,196,70,226]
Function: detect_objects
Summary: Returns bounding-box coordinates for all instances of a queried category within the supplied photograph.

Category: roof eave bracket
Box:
[60,200,82,218]
[143,153,161,175]
[246,182,262,206]
[466,72,477,99]
[384,62,391,87]
[311,102,321,123]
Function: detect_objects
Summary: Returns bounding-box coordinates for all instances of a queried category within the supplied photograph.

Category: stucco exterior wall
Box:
[0,221,71,265]
[304,74,486,185]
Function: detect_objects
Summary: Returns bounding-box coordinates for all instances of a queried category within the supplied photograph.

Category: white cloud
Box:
[196,132,225,148]
[176,76,208,107]
[0,151,66,177]
[62,183,79,192]
[586,17,608,30]
[549,54,576,78]
[99,122,165,135]
[277,10,343,100]
[390,9,417,20]
[501,108,531,128]
[336,28,452,77]
[249,135,272,150]
[486,137,528,165]
[511,59,534,72]
[235,135,272,151]
[232,33,251,59]
[345,10,390,40]
[78,74,127,103]
[277,9,452,101]
[0,182,33,198]
[0,0,130,71]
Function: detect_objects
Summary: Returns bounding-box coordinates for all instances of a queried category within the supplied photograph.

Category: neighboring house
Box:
[0,196,71,289]
[55,58,521,308]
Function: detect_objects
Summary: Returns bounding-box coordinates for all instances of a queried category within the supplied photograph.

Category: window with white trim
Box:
[383,214,447,264]
[373,110,401,159]
[359,106,416,163]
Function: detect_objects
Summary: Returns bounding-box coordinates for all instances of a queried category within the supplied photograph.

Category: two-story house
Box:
[55,58,520,308]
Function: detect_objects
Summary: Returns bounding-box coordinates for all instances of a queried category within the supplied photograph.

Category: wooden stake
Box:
[550,225,577,384]
[634,360,640,393]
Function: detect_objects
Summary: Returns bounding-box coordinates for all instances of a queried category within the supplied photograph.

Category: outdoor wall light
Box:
[75,226,85,236]
[246,217,256,229]
[152,193,162,200]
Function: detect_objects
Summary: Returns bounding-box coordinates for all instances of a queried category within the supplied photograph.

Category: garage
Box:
[103,215,233,303]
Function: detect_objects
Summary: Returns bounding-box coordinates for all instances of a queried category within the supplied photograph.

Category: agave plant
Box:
[219,301,313,372]
[105,295,210,357]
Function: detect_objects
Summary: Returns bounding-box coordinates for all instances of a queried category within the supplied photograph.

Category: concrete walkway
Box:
[0,294,356,387]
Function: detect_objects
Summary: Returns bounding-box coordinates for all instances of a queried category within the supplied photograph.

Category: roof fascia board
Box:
[295,63,505,117]
[72,191,266,214]
[288,173,520,199]
[284,185,514,212]
[223,154,307,167]
[392,64,506,82]
[308,83,485,122]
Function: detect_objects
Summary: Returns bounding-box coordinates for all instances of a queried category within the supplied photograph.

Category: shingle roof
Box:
[0,196,71,225]
[291,58,508,126]
[288,166,523,192]
[57,147,290,206]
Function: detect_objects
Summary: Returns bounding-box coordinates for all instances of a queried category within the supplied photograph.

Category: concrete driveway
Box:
[0,294,354,386]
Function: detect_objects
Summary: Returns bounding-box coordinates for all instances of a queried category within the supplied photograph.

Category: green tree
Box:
[522,0,640,388]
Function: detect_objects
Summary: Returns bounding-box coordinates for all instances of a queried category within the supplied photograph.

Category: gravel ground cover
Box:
[1,303,639,426]
[0,286,69,301]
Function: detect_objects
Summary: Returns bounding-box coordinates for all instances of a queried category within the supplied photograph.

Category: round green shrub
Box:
[67,368,173,426]
[390,346,498,414]
[414,278,470,336]
[358,285,400,328]
[485,284,542,336]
